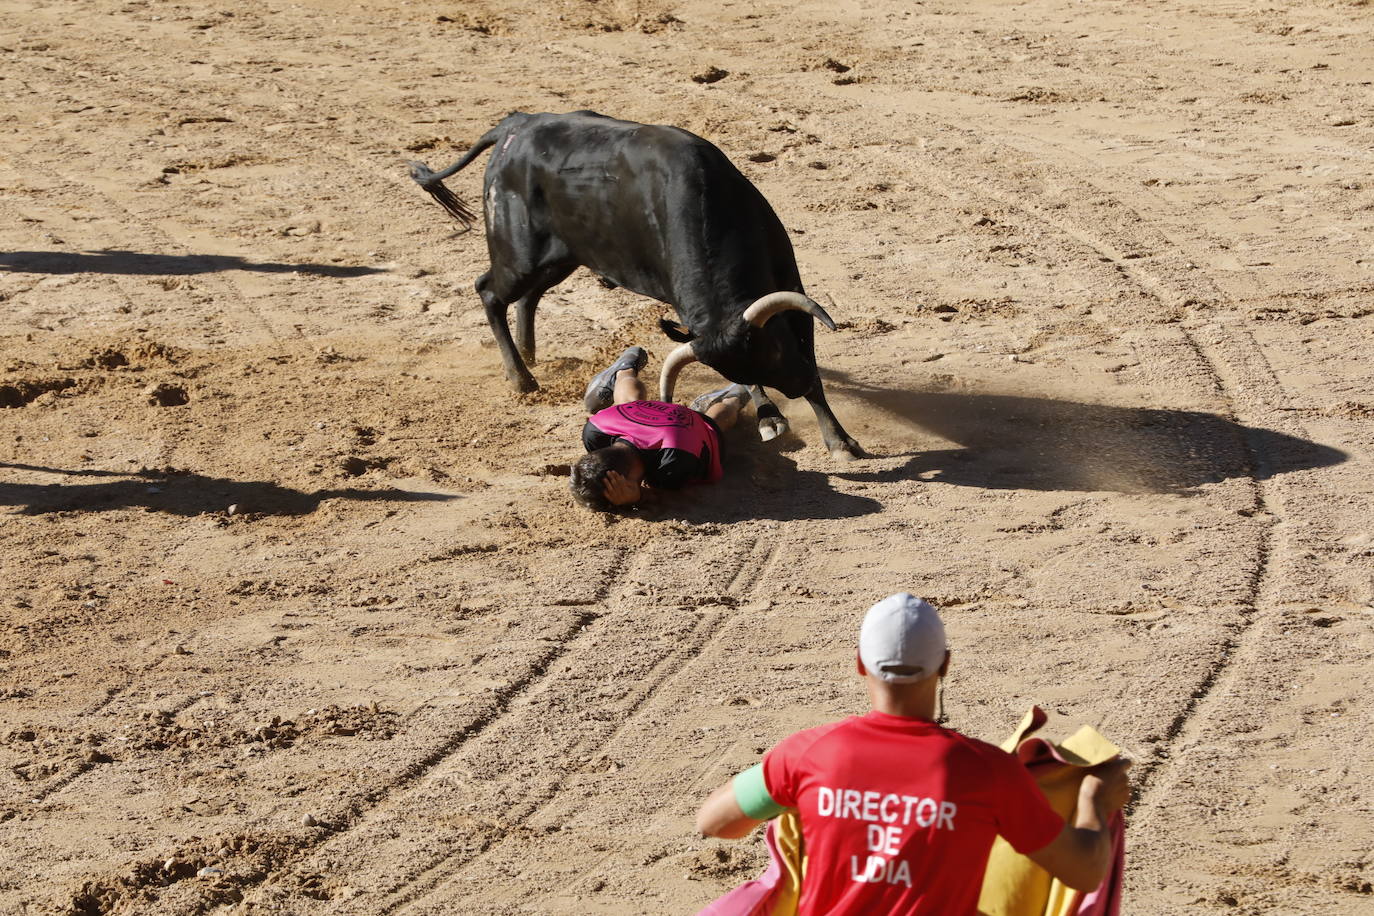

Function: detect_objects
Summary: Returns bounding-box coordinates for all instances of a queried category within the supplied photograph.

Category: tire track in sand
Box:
[372,536,783,914]
[874,92,1346,813]
[50,539,637,914]
[838,124,1298,807]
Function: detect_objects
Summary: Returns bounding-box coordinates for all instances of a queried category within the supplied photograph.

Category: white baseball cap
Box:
[859,593,947,683]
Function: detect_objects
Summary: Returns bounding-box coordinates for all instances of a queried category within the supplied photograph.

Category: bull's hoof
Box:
[757,416,789,442]
[511,375,540,394]
[828,441,863,462]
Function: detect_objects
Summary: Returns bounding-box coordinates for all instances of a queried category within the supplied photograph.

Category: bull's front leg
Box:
[749,386,789,442]
[476,272,538,393]
[803,371,862,461]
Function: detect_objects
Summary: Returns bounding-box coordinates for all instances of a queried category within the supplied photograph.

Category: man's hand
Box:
[1080,757,1132,815]
[1028,756,1131,892]
[602,470,642,506]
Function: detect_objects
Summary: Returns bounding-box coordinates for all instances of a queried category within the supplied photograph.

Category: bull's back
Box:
[488,112,799,307]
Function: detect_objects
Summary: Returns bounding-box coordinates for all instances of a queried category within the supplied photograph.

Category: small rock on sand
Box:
[692,66,728,84]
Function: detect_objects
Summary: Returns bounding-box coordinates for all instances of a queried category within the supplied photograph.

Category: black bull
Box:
[408,110,861,460]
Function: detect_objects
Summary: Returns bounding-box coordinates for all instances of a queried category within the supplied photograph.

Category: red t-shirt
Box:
[762,712,1063,916]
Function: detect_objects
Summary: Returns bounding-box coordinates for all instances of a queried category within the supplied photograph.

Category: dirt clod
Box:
[0,378,76,408]
[145,383,189,406]
[339,455,369,476]
[691,66,728,84]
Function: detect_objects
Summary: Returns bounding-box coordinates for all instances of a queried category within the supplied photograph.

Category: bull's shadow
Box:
[656,434,883,523]
[824,372,1346,494]
[0,250,383,278]
[0,464,455,517]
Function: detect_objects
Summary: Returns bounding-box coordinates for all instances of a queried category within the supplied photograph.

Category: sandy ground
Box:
[2,0,1373,912]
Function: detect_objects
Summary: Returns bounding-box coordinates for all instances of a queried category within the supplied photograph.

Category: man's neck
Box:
[870,699,938,721]
[866,677,939,721]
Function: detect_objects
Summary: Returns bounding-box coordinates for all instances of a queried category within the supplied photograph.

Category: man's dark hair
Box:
[569,446,638,512]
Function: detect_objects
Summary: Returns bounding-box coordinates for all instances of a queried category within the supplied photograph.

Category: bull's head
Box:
[659,292,836,402]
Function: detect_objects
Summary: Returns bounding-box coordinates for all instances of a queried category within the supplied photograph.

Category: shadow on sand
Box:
[0,250,383,278]
[656,431,885,523]
[822,371,1347,494]
[0,464,455,517]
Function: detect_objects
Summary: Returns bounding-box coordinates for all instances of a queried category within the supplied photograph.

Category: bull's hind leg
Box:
[475,271,538,393]
[512,264,575,366]
[803,372,862,461]
[750,386,789,442]
[513,289,544,365]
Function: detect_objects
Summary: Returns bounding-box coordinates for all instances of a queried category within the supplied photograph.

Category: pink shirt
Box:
[585,401,724,485]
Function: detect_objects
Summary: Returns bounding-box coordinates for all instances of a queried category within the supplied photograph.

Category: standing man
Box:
[695,593,1131,915]
[570,346,750,511]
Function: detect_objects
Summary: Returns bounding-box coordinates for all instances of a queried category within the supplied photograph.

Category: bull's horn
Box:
[741,292,837,331]
[659,342,699,402]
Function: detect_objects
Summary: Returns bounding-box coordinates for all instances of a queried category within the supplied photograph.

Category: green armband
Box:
[733,763,787,821]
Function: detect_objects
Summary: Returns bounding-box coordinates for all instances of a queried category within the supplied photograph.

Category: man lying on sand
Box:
[569,346,750,512]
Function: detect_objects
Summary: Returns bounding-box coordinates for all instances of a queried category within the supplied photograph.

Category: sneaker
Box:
[690,383,751,414]
[583,346,648,413]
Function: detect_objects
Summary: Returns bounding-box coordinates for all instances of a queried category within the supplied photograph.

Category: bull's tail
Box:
[407,121,509,229]
[408,160,478,227]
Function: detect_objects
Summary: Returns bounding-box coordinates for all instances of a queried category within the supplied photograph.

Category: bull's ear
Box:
[659,319,695,342]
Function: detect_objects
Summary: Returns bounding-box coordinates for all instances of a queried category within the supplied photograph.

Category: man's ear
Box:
[856,652,867,677]
[938,649,951,678]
